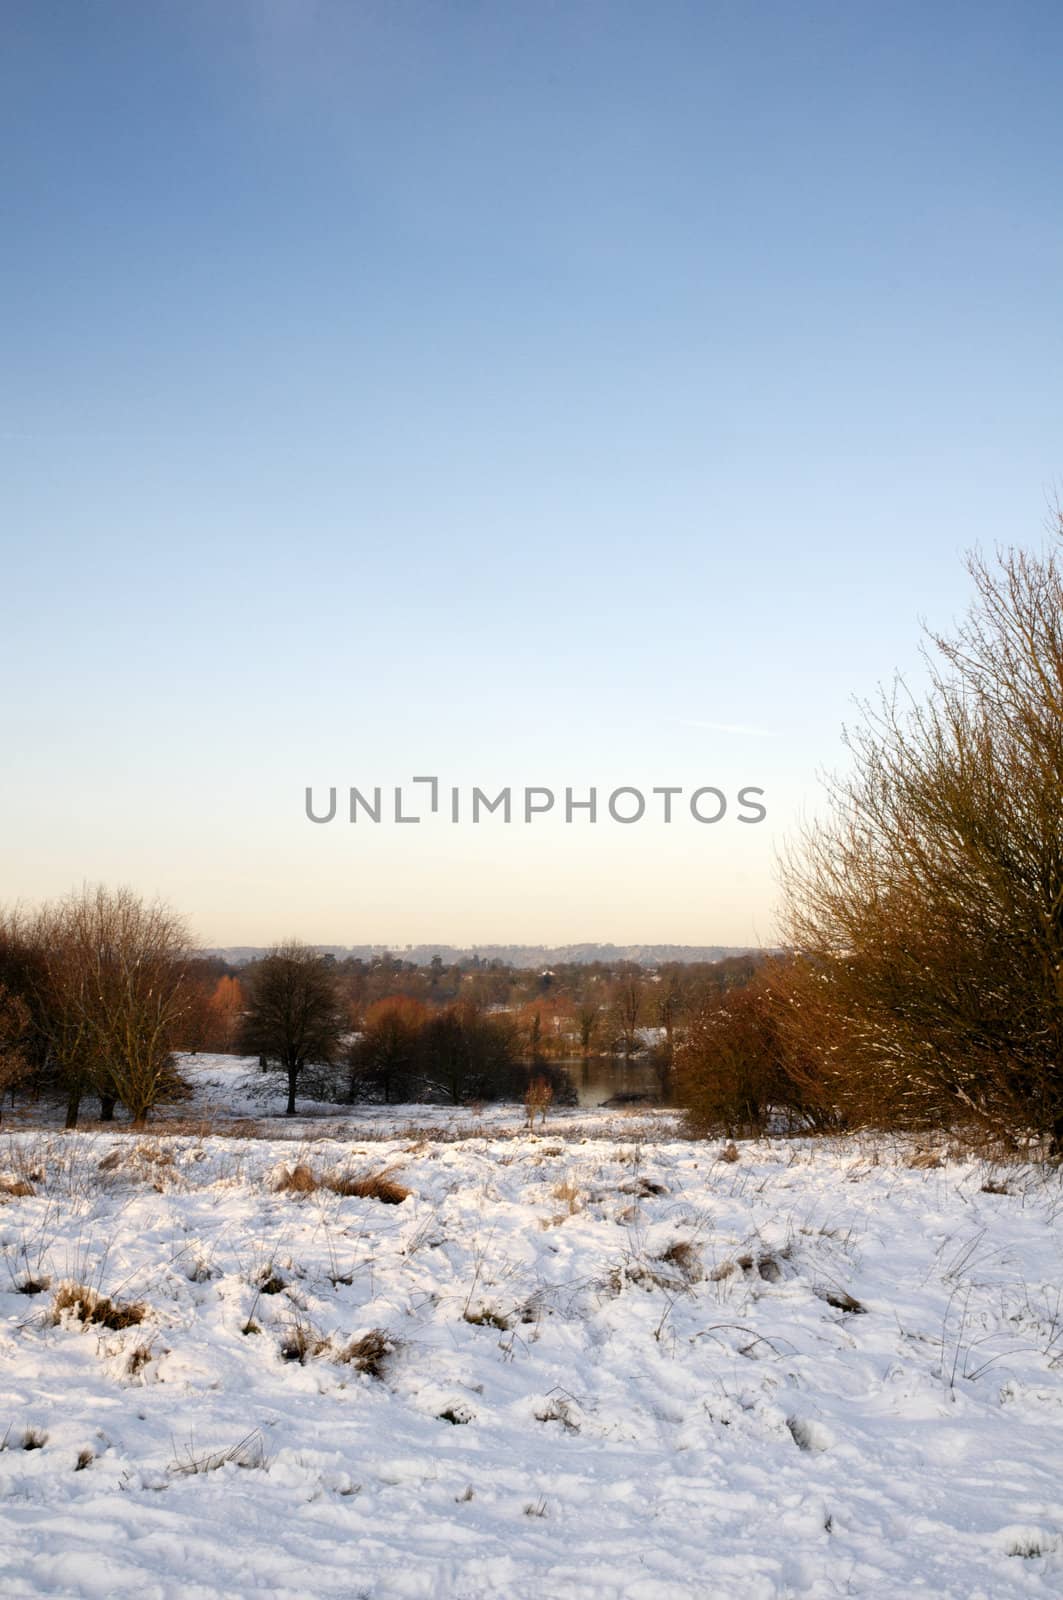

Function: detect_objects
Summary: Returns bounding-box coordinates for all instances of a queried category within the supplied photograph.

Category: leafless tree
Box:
[53,887,194,1124]
[783,530,1063,1146]
[239,941,346,1115]
[575,999,600,1057]
[611,974,644,1056]
[0,983,32,1123]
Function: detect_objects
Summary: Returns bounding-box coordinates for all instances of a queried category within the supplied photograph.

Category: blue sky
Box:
[2,2,1060,946]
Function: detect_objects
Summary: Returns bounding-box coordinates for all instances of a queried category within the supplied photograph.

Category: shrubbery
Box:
[676,531,1063,1150]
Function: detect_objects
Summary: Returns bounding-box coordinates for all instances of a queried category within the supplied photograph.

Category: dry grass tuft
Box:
[908,1148,943,1169]
[134,1140,176,1166]
[278,1317,329,1364]
[75,1448,94,1470]
[0,1176,35,1199]
[656,1239,704,1283]
[159,1116,262,1139]
[274,1163,412,1204]
[274,1163,319,1194]
[814,1284,866,1314]
[608,1255,697,1295]
[126,1342,155,1376]
[618,1176,667,1198]
[169,1430,266,1475]
[97,1141,178,1188]
[326,1170,411,1205]
[337,1328,397,1378]
[551,1177,582,1215]
[534,1398,580,1433]
[463,1307,511,1330]
[719,1142,740,1164]
[21,1427,48,1450]
[51,1282,147,1331]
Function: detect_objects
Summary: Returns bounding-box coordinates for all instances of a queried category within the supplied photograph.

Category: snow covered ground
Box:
[160,1052,679,1139]
[3,1054,679,1141]
[2,1113,1063,1598]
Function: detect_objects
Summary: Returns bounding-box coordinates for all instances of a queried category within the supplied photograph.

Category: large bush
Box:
[783,535,1063,1147]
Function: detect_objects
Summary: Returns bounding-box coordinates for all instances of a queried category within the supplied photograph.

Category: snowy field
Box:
[2,1098,1063,1596]
[0,1053,679,1144]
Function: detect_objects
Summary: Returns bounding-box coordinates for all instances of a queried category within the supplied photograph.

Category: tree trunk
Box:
[65,1083,81,1130]
[286,1066,297,1116]
[99,1094,116,1122]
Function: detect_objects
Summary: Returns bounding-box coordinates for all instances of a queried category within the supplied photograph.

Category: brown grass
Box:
[160,1117,263,1139]
[279,1318,329,1364]
[51,1283,147,1331]
[719,1142,740,1164]
[551,1177,582,1215]
[656,1239,704,1283]
[814,1284,866,1314]
[126,1342,155,1376]
[463,1307,511,1330]
[337,1328,397,1378]
[618,1176,667,1198]
[0,1177,35,1199]
[607,1255,697,1295]
[274,1162,318,1193]
[325,1170,411,1205]
[908,1149,944,1169]
[274,1163,411,1204]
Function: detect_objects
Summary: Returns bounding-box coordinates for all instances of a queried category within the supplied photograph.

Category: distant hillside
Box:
[206,943,763,968]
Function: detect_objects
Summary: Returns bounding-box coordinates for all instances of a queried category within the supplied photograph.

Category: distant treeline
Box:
[206,943,763,969]
[0,902,765,1123]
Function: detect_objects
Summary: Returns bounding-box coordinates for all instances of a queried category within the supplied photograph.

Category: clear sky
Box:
[2,1,1060,949]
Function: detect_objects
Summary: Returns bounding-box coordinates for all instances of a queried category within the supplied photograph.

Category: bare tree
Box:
[575,999,600,1057]
[56,887,193,1124]
[348,997,426,1104]
[0,983,31,1123]
[783,531,1063,1146]
[611,974,644,1057]
[29,902,102,1128]
[0,910,50,1111]
[239,942,345,1115]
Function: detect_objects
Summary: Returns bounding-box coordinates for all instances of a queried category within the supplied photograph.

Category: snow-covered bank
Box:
[2,1128,1063,1599]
